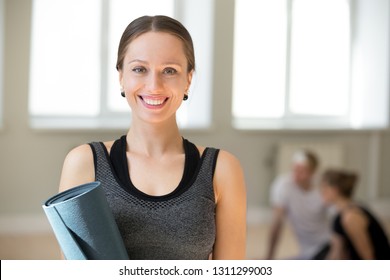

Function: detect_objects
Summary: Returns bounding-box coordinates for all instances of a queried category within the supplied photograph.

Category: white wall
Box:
[1,0,390,232]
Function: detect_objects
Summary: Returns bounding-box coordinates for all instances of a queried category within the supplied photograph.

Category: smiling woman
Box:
[58,15,247,260]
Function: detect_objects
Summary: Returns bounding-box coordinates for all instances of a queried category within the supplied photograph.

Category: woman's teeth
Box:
[143,98,165,106]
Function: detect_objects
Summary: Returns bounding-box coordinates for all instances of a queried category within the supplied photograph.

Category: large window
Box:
[233,0,390,129]
[29,0,214,129]
[0,0,4,128]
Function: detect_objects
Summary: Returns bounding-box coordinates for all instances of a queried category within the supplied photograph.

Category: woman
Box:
[321,169,390,259]
[58,15,246,259]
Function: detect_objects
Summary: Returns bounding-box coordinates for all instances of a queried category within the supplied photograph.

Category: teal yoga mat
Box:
[43,181,129,260]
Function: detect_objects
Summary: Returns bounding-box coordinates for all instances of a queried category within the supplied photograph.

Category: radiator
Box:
[276,142,345,174]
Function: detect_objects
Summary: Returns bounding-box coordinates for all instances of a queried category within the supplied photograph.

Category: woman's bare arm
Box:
[342,209,374,259]
[212,150,247,259]
[59,144,95,193]
[57,144,96,259]
[327,234,345,259]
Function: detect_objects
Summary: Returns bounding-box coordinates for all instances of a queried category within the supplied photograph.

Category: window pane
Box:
[107,0,175,112]
[233,0,287,119]
[289,0,350,116]
[0,0,4,126]
[29,0,101,116]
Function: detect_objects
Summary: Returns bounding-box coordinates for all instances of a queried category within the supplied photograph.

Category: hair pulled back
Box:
[322,169,359,198]
[116,15,195,73]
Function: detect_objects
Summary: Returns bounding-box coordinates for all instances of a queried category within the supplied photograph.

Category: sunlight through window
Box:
[233,0,351,123]
[289,0,350,116]
[233,0,287,119]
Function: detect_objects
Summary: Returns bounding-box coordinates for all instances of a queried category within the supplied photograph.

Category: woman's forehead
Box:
[125,32,186,62]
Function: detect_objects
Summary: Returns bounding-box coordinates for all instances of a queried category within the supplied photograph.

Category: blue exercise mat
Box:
[43,181,129,260]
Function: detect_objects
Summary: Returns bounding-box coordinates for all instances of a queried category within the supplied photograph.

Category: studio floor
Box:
[1,221,389,260]
[0,223,304,260]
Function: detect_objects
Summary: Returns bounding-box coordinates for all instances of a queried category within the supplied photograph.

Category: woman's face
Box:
[320,181,338,205]
[119,31,193,124]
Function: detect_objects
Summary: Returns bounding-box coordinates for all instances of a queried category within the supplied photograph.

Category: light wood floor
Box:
[1,221,389,260]
[0,224,298,260]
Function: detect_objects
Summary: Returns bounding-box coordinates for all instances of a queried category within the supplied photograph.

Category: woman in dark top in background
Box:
[321,169,390,259]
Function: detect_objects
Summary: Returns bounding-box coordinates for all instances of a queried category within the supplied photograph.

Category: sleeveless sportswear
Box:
[89,137,219,259]
[333,204,390,259]
[109,135,200,195]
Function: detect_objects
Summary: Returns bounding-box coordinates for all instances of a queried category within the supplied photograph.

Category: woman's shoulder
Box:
[214,149,242,168]
[65,140,115,159]
[66,140,116,161]
[63,144,94,167]
[211,148,246,202]
[59,140,115,192]
[341,205,369,230]
[195,144,242,169]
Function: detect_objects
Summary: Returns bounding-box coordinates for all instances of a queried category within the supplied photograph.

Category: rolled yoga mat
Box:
[42,181,129,260]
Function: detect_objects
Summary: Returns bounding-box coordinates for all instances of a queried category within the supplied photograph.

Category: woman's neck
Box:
[126,118,183,157]
[334,197,353,212]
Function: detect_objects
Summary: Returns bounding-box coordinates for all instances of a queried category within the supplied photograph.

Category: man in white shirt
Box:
[266,150,331,259]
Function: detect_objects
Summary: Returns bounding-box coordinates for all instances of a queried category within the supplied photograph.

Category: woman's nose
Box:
[146,72,163,92]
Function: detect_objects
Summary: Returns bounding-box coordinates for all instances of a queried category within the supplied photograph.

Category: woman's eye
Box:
[132,67,146,73]
[163,68,177,75]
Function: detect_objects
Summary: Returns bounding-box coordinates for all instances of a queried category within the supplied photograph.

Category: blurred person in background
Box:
[321,169,390,259]
[266,149,331,259]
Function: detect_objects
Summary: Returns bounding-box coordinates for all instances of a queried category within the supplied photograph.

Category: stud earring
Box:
[121,91,125,97]
[183,90,189,101]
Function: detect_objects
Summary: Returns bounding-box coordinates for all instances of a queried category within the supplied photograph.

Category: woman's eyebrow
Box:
[128,59,183,68]
[128,59,148,64]
[162,62,183,67]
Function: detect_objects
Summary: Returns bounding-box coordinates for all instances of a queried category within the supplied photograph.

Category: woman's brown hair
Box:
[116,15,195,73]
[322,169,359,198]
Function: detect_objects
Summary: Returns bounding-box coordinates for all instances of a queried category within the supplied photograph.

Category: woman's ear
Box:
[118,70,124,88]
[186,70,194,89]
[118,70,126,97]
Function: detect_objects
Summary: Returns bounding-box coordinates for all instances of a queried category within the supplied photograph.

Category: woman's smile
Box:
[139,95,169,109]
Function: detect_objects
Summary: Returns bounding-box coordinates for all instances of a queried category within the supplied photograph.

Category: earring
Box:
[183,94,188,101]
[121,91,125,97]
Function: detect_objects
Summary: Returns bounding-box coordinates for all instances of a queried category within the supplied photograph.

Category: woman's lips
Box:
[139,96,169,109]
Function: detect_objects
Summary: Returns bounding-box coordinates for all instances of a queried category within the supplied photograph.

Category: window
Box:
[233,0,287,120]
[0,0,4,128]
[233,0,390,129]
[29,0,214,129]
[289,0,350,117]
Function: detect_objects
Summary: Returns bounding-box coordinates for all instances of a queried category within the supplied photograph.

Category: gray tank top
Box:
[89,141,218,259]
